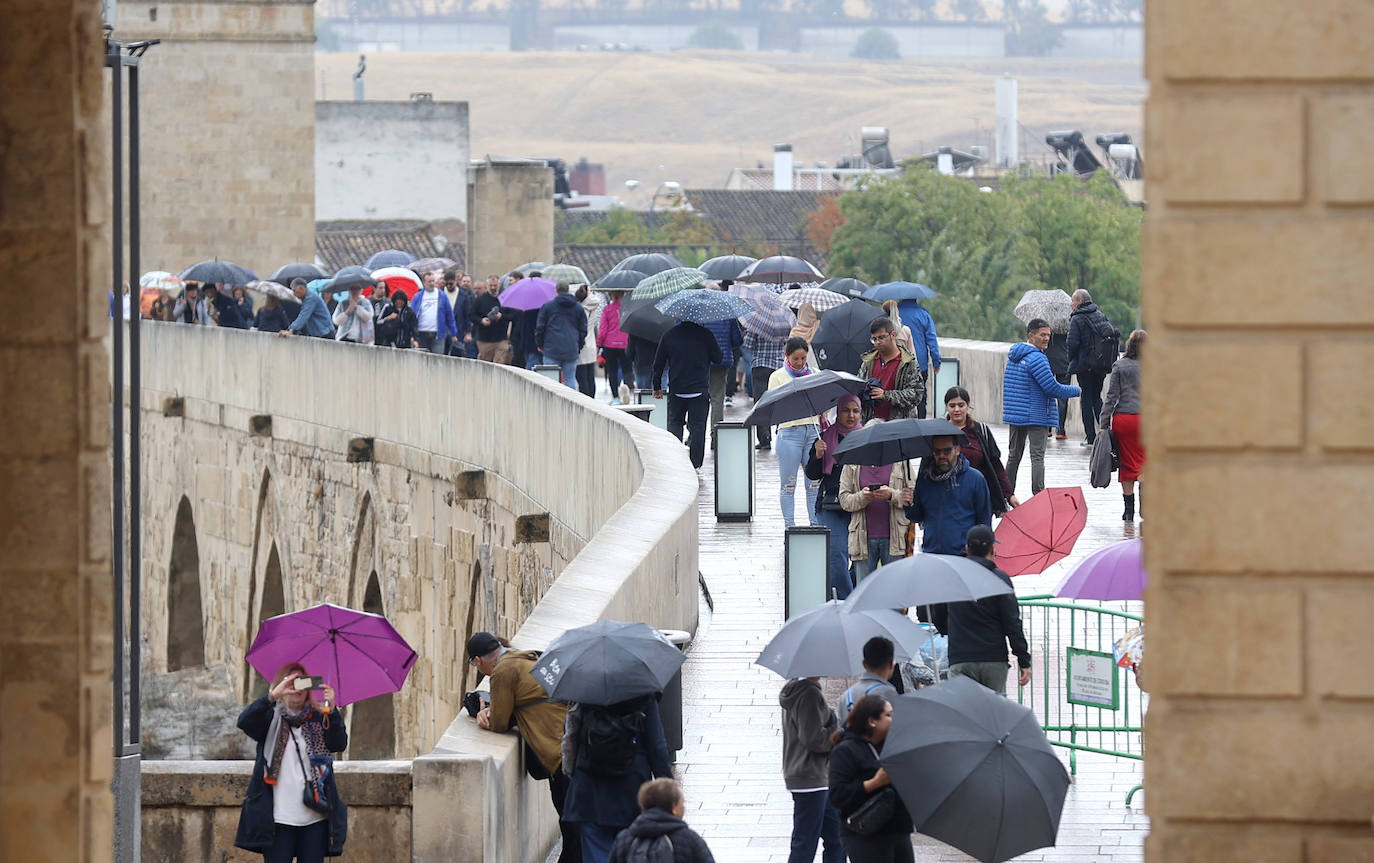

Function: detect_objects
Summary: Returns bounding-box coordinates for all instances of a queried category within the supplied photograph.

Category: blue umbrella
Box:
[655,290,751,324]
[864,281,939,301]
[328,265,374,300]
[366,249,416,269]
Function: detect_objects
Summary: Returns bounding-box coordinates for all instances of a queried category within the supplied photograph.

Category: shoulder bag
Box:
[290,730,333,815]
[844,743,897,835]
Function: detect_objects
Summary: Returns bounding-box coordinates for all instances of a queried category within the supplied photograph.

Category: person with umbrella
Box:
[173,283,211,326]
[704,314,744,437]
[412,271,458,354]
[743,326,788,450]
[596,290,631,403]
[1100,329,1147,522]
[652,317,723,469]
[895,301,940,419]
[233,663,348,861]
[467,632,581,863]
[779,676,845,863]
[768,336,824,527]
[903,434,992,559]
[804,394,863,599]
[942,387,1019,516]
[838,420,915,581]
[232,285,255,321]
[1001,319,1081,496]
[931,526,1031,695]
[857,318,923,423]
[374,289,418,349]
[826,694,914,862]
[331,281,374,345]
[575,285,605,397]
[1067,289,1121,447]
[280,279,334,339]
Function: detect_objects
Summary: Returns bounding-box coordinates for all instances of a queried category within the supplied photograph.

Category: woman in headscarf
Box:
[234,663,349,862]
[804,393,864,599]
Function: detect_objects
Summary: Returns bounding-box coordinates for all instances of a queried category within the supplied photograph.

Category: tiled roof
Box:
[725,170,846,192]
[683,189,829,263]
[553,244,716,283]
[314,221,455,273]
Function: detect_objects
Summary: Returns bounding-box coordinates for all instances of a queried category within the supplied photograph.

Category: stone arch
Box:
[244,468,289,700]
[167,496,205,670]
[247,544,286,700]
[349,569,396,759]
[347,492,376,610]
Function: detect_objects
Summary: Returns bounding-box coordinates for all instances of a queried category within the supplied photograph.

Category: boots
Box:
[1123,493,1136,522]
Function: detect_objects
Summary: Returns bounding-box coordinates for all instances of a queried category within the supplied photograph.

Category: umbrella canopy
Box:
[529,620,685,706]
[180,259,255,286]
[779,286,849,312]
[744,369,867,427]
[736,255,824,285]
[994,487,1088,576]
[270,262,329,284]
[500,276,558,311]
[408,256,457,278]
[811,299,884,372]
[730,284,796,338]
[1013,289,1074,334]
[365,249,416,269]
[631,267,710,300]
[328,265,374,293]
[655,289,751,325]
[883,678,1070,863]
[610,252,684,276]
[306,278,332,295]
[594,269,648,292]
[245,602,419,708]
[370,266,423,300]
[755,600,931,678]
[845,553,1014,612]
[248,280,294,302]
[541,263,590,285]
[619,296,677,343]
[140,270,184,291]
[832,418,963,466]
[1054,538,1145,601]
[699,254,757,281]
[864,281,939,301]
[818,277,871,298]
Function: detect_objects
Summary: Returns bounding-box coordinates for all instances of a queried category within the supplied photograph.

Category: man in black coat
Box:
[1045,330,1070,440]
[931,525,1032,695]
[1066,289,1118,446]
[652,321,722,469]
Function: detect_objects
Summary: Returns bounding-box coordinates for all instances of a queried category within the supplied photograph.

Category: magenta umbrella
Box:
[245,603,418,707]
[499,276,557,311]
[1054,538,1145,601]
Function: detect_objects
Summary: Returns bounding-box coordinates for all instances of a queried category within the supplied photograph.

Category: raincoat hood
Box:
[779,677,822,710]
[625,807,688,839]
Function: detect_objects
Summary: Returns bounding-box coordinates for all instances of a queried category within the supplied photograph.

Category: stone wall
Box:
[113,0,315,276]
[1142,2,1374,860]
[466,159,555,281]
[933,338,1091,437]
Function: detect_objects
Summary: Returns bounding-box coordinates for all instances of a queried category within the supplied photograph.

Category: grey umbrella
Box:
[743,370,868,427]
[755,600,930,678]
[831,418,964,466]
[883,678,1070,863]
[699,254,757,281]
[529,620,685,706]
[818,277,871,298]
[1013,289,1073,334]
[811,299,884,372]
[844,552,1013,612]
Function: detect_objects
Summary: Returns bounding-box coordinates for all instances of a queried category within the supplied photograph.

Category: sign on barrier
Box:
[1066,647,1119,710]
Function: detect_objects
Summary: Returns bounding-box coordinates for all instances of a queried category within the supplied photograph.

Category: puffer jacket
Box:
[597,298,629,350]
[1002,342,1081,428]
[837,460,912,560]
[535,293,588,362]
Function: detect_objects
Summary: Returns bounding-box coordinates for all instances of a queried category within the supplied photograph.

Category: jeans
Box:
[545,357,578,390]
[264,820,328,863]
[667,393,710,468]
[751,366,775,446]
[741,345,755,396]
[813,505,854,600]
[1054,372,1071,434]
[601,347,627,397]
[525,350,544,370]
[788,790,845,863]
[576,363,596,396]
[1006,424,1048,496]
[579,822,619,863]
[853,536,893,582]
[1078,369,1106,444]
[949,661,1010,695]
[465,337,479,359]
[776,425,820,527]
[709,365,729,432]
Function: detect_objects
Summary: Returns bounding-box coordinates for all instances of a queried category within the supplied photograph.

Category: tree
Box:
[851,27,900,59]
[687,22,745,50]
[913,0,937,20]
[1003,0,1062,56]
[805,196,845,257]
[952,0,986,20]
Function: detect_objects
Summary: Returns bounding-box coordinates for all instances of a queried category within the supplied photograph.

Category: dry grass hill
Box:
[316,50,1144,196]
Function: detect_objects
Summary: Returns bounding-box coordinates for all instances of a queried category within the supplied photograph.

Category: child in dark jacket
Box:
[607,779,715,863]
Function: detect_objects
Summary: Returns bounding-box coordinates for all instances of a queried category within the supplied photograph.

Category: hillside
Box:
[315,51,1144,198]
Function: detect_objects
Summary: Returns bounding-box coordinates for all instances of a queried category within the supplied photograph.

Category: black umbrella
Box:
[832,418,963,466]
[883,678,1070,863]
[329,265,374,292]
[698,254,757,281]
[594,269,648,292]
[743,370,868,427]
[270,262,329,284]
[180,259,256,286]
[366,249,416,269]
[619,295,677,343]
[736,255,824,285]
[811,299,883,372]
[529,620,686,706]
[611,252,684,277]
[818,277,871,298]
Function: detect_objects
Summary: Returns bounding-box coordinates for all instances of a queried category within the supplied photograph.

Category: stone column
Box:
[0,2,114,861]
[1143,2,1374,860]
[466,158,555,280]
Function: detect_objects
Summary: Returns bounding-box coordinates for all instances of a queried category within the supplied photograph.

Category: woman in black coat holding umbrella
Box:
[235,662,349,862]
[828,694,913,863]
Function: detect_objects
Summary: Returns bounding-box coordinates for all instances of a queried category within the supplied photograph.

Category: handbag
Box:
[291,731,333,815]
[844,744,897,835]
[1088,431,1117,489]
[819,488,845,512]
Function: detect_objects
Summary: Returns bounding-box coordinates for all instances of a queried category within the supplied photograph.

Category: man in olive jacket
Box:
[856,317,923,422]
[469,632,581,863]
[780,677,844,863]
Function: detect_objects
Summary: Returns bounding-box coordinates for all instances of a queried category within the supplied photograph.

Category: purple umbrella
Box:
[245,602,418,708]
[1053,538,1145,601]
[499,276,557,311]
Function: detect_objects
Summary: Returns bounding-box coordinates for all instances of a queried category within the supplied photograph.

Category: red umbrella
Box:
[993,487,1088,576]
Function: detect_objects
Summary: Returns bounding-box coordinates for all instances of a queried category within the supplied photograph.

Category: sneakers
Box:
[618,383,632,404]
[1080,440,1094,447]
[755,441,771,451]
[1055,432,1068,440]
[724,396,734,407]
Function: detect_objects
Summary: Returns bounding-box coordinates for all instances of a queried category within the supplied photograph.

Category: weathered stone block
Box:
[1308,835,1374,863]
[1316,94,1374,204]
[1308,586,1374,698]
[1150,585,1302,695]
[347,437,374,463]
[1155,93,1305,203]
[0,347,78,455]
[1146,825,1302,863]
[163,396,186,417]
[1310,343,1374,450]
[515,513,551,544]
[454,469,487,500]
[248,414,272,437]
[1150,342,1302,450]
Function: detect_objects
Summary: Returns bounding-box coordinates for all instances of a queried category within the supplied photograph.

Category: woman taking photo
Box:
[828,694,913,863]
[942,386,1019,516]
[1101,330,1146,521]
[768,336,822,527]
[805,394,863,599]
[235,663,348,862]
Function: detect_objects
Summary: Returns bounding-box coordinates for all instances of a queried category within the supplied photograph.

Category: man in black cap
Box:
[931,526,1032,695]
[467,632,581,862]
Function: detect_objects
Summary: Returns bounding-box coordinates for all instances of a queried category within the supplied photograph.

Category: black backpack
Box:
[1086,314,1120,372]
[576,704,644,777]
[626,834,674,863]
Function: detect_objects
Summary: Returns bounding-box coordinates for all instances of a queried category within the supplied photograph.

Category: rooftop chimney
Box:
[995,76,1018,168]
[773,144,793,191]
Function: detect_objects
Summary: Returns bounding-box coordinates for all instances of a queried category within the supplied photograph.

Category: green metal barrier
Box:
[1014,594,1145,805]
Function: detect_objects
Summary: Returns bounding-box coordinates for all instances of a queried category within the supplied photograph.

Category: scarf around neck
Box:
[264,702,325,785]
[820,394,862,475]
[922,454,966,488]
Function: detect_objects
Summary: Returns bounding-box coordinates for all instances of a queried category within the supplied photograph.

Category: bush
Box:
[687,22,745,51]
[851,28,900,60]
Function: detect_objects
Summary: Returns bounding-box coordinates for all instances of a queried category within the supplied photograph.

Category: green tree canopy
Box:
[687,22,745,50]
[851,27,900,59]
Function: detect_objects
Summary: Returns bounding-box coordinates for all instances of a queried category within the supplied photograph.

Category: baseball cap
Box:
[465,631,502,659]
[966,524,998,553]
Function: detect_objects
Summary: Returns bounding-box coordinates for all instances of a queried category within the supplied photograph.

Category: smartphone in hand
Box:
[293,675,326,691]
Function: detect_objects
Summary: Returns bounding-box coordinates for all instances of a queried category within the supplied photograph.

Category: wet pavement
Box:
[675,401,1149,863]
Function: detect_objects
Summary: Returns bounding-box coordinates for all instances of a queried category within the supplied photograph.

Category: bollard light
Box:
[533,364,563,385]
[784,526,831,619]
[932,358,960,406]
[634,388,668,430]
[713,422,754,521]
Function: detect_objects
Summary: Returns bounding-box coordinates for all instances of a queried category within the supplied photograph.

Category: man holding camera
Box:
[856,317,923,423]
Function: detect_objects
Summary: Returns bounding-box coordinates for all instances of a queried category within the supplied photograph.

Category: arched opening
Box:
[248,544,286,700]
[349,570,395,759]
[167,496,205,670]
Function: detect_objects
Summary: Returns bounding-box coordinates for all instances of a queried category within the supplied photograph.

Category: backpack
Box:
[576,704,644,777]
[1086,314,1120,372]
[626,834,674,863]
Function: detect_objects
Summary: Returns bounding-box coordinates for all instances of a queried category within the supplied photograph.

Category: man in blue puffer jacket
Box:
[1002,318,1081,496]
